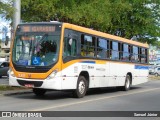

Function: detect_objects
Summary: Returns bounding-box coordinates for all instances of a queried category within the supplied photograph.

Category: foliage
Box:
[20,0,160,44]
[0,0,14,20]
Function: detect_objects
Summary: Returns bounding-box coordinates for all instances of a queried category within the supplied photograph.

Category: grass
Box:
[149,75,160,80]
[0,85,30,91]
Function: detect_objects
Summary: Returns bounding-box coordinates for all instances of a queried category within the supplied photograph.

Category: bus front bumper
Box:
[9,75,62,90]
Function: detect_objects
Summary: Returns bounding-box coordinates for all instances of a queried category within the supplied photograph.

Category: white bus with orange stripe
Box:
[9,22,149,98]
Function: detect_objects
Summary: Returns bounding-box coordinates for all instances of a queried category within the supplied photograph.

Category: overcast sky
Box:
[0,0,12,40]
[0,14,11,40]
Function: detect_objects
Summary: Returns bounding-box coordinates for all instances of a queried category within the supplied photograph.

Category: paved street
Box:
[0,76,8,85]
[0,79,160,119]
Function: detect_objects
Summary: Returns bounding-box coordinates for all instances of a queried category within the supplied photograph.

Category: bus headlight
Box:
[10,68,15,77]
[46,69,58,80]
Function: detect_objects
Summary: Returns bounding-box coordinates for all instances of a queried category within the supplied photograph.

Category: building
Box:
[149,45,160,65]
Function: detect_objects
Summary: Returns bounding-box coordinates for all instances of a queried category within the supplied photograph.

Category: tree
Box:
[21,0,160,44]
[0,0,14,20]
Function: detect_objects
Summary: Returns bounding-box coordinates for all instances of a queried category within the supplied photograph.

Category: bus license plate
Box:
[25,84,34,88]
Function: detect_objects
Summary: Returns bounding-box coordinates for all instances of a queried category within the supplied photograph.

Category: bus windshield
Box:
[12,24,61,67]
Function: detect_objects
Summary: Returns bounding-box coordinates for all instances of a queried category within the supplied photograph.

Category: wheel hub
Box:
[78,81,85,94]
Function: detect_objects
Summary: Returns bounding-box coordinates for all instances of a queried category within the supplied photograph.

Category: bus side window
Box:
[140,48,147,63]
[131,46,139,62]
[111,41,119,60]
[129,45,133,61]
[122,44,129,61]
[97,38,108,59]
[81,34,86,56]
[63,37,77,58]
[109,41,112,59]
[81,34,96,57]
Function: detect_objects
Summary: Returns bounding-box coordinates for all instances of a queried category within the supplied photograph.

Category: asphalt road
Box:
[0,76,8,85]
[0,79,160,119]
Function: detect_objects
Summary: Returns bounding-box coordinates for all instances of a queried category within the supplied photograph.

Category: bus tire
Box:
[33,88,46,96]
[73,76,87,98]
[123,75,131,91]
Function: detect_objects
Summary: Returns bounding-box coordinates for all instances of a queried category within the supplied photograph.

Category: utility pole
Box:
[12,0,21,37]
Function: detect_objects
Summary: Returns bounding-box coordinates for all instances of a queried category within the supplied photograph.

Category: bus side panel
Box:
[61,60,148,90]
[99,62,110,87]
[61,62,79,90]
[109,62,129,87]
[108,62,148,87]
[114,63,131,86]
[61,61,100,89]
[132,65,148,85]
[90,61,107,88]
[61,60,106,89]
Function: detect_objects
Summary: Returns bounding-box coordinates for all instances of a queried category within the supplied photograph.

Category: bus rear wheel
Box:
[123,75,131,91]
[33,88,46,96]
[117,75,131,91]
[73,76,87,98]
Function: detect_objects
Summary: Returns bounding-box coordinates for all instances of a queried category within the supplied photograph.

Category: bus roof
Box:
[63,23,149,48]
[17,21,63,26]
[17,22,148,48]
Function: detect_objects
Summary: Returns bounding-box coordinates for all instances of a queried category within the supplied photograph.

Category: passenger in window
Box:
[81,51,85,56]
[97,49,106,59]
[87,51,94,57]
[86,48,94,57]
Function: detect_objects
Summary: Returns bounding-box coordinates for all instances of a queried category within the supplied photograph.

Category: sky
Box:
[0,14,11,41]
[0,0,12,41]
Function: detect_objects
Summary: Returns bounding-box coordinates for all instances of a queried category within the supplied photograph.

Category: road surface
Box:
[0,79,160,119]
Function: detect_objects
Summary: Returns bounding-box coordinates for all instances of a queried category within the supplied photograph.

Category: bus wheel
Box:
[123,75,131,91]
[33,88,46,96]
[73,76,87,98]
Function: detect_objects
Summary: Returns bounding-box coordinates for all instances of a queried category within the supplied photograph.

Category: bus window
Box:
[122,44,129,61]
[81,35,96,57]
[97,38,108,59]
[12,34,60,66]
[63,37,77,58]
[111,41,119,60]
[128,45,133,61]
[131,46,139,62]
[140,48,147,63]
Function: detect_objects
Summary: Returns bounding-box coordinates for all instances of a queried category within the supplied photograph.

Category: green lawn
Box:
[149,75,160,80]
[0,85,29,91]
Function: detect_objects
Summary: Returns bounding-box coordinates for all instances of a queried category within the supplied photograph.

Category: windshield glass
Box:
[12,24,61,67]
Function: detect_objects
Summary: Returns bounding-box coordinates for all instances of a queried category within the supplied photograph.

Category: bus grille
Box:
[17,80,43,87]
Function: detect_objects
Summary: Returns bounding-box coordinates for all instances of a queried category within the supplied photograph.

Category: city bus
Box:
[9,22,149,98]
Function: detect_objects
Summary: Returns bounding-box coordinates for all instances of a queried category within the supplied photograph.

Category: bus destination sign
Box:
[20,25,56,32]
